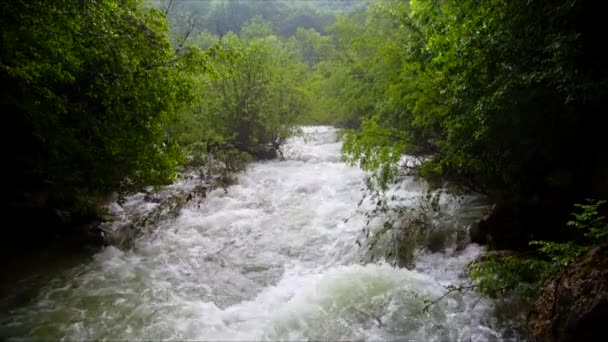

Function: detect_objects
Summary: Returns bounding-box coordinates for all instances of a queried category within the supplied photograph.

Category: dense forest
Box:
[2,0,606,340]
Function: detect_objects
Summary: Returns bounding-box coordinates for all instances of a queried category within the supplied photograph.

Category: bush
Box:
[469,199,608,301]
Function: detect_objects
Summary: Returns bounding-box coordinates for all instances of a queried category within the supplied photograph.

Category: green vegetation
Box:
[3,0,606,312]
[294,0,607,301]
[198,33,306,158]
[3,0,201,214]
[153,0,360,39]
[2,0,328,232]
[470,200,608,301]
[312,0,606,201]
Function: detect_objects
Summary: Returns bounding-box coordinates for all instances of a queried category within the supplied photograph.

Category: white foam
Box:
[2,126,510,341]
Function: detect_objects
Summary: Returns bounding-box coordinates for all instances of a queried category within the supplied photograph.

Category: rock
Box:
[469,205,495,245]
[143,192,163,203]
[454,229,470,252]
[426,229,449,253]
[468,199,572,251]
[424,224,468,253]
[527,243,608,342]
[468,202,530,249]
[78,220,106,246]
[193,184,208,198]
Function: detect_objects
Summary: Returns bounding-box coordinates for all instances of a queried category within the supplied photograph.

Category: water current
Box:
[0,126,518,341]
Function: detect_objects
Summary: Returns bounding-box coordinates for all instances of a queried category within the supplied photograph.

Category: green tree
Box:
[2,0,203,212]
[240,17,274,41]
[339,0,607,201]
[316,0,607,257]
[172,32,305,160]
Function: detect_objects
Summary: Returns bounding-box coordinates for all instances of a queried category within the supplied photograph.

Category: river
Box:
[0,126,519,341]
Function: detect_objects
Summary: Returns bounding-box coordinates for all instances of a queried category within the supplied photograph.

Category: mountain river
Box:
[0,126,520,341]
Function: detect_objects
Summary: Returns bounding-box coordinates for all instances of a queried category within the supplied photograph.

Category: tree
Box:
[1,0,202,212]
[310,0,607,252]
[335,0,607,200]
[172,31,306,160]
[240,17,275,41]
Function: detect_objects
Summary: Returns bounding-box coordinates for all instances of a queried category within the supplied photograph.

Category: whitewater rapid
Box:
[1,127,513,341]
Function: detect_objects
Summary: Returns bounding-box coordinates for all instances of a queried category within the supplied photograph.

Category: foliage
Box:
[289,27,335,67]
[470,200,608,300]
[307,2,608,301]
[315,0,607,202]
[469,254,555,300]
[170,23,306,164]
[568,199,608,241]
[152,0,361,40]
[216,37,296,154]
[342,118,411,190]
[530,199,608,266]
[357,188,443,268]
[2,0,205,212]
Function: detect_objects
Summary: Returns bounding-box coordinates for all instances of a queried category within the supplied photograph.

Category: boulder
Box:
[527,243,608,342]
[468,204,495,245]
[143,192,163,203]
[468,199,572,251]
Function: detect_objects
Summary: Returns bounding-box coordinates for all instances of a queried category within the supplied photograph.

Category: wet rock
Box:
[426,229,449,253]
[468,200,571,251]
[527,243,608,342]
[454,229,470,251]
[468,203,529,249]
[78,220,106,247]
[468,205,494,245]
[424,224,465,253]
[193,184,208,198]
[143,192,163,203]
[104,192,192,249]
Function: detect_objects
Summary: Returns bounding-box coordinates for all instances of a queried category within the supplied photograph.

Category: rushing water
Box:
[1,127,515,341]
